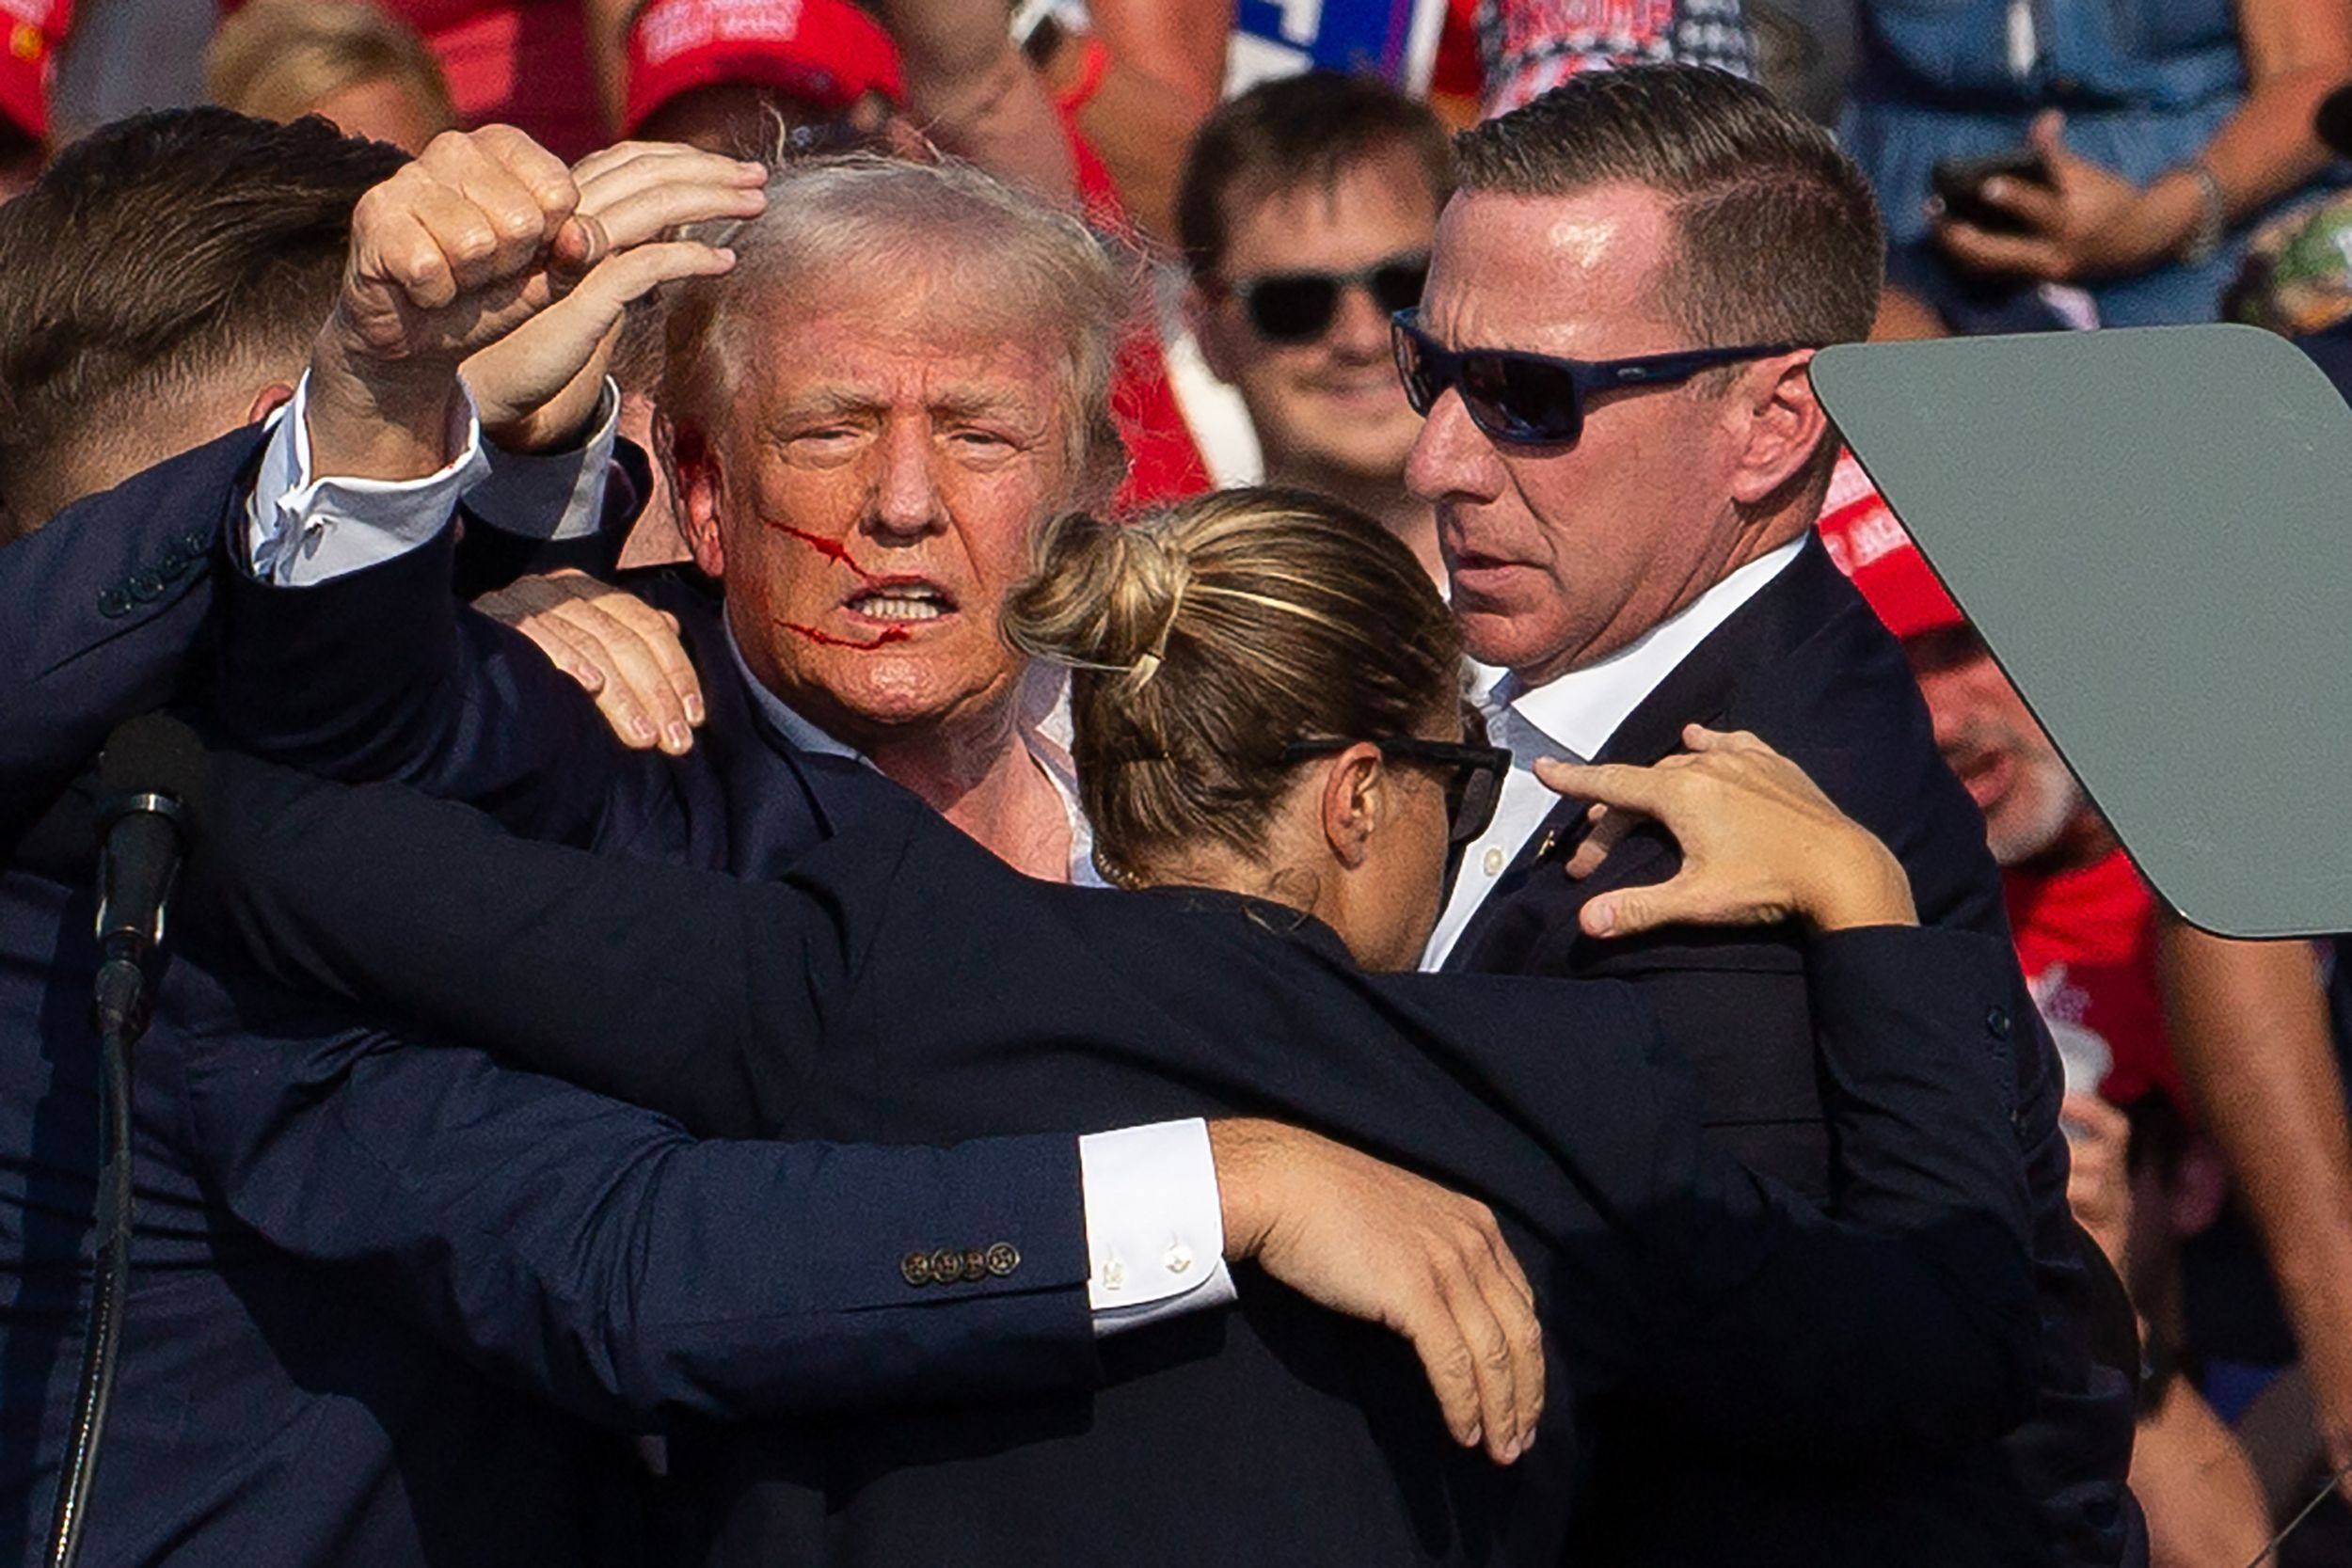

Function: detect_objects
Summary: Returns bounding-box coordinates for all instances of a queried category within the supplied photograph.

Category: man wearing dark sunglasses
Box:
[1178,71,1454,581]
[1403,64,2142,1568]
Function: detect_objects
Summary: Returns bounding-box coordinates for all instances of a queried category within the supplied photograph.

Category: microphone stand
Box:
[44,962,141,1568]
[46,787,177,1568]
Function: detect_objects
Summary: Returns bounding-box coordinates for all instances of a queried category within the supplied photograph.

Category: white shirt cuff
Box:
[466,377,621,543]
[1078,1118,1234,1336]
[245,371,489,586]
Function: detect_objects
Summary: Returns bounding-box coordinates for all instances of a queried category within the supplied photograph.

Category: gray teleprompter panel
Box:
[1813,324,2352,939]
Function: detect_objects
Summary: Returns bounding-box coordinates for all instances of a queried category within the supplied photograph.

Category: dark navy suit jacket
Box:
[0,432,1093,1566]
[1447,536,2141,1566]
[186,754,2041,1566]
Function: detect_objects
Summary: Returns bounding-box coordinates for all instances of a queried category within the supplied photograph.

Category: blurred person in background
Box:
[1823,474,2280,1568]
[620,0,903,153]
[1176,71,1450,582]
[1015,0,1228,245]
[1844,0,2352,328]
[218,0,631,159]
[0,0,65,200]
[206,0,457,152]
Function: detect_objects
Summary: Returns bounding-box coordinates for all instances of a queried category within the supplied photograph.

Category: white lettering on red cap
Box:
[640,0,808,69]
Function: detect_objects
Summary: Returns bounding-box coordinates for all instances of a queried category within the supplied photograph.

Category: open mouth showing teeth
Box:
[848,586,953,623]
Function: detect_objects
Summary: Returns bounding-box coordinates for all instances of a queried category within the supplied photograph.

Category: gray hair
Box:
[660,152,1136,499]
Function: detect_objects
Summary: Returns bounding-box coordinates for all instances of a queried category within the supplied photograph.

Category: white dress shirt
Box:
[242,381,1234,1334]
[1421,539,1808,971]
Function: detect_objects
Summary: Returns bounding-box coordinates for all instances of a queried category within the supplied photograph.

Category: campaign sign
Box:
[1226,0,1449,96]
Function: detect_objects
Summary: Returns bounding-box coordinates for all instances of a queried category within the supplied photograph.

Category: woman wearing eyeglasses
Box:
[191,487,2036,1566]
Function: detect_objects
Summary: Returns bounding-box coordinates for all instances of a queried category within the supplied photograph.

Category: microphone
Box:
[90,716,205,1041]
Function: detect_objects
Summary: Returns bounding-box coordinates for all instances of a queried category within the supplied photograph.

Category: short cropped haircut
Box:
[0,108,407,514]
[1454,64,1883,350]
[1174,71,1454,281]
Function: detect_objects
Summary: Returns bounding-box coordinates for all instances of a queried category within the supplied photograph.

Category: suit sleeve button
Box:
[962,1248,988,1282]
[98,586,132,618]
[128,570,166,603]
[178,528,211,557]
[899,1251,932,1287]
[1985,1006,2012,1039]
[930,1247,965,1284]
[984,1243,1020,1277]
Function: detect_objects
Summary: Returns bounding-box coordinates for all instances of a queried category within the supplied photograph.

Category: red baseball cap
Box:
[1817,448,1967,641]
[625,0,903,136]
[0,0,70,143]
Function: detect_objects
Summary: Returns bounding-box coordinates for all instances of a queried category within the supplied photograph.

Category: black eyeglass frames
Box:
[1225,254,1431,344]
[1279,707,1511,847]
[1390,308,1810,447]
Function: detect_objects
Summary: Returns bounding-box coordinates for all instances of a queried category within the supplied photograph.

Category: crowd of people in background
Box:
[7,3,2352,1567]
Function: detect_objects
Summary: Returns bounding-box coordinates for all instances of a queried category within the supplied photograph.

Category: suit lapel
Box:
[1443,535,1845,971]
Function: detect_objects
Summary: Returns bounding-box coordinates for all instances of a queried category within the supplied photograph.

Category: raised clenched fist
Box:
[307,128,767,478]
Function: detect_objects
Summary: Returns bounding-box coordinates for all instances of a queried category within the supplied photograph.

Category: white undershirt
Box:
[1421,539,1807,971]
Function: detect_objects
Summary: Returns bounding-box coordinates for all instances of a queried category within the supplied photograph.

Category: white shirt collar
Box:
[1500,537,1806,759]
[721,622,1102,885]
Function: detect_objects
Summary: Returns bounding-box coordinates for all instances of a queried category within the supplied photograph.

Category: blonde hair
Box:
[660,152,1136,503]
[207,0,457,137]
[1003,488,1464,887]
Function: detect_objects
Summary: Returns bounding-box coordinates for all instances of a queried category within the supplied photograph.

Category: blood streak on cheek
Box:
[764,519,878,584]
[777,620,911,651]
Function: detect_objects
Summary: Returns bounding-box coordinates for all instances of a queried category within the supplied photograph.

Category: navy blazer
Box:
[0,434,1090,1566]
[188,755,2040,1566]
[1448,537,2140,1566]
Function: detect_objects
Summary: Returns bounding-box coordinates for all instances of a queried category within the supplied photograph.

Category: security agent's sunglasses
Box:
[1391,308,1808,448]
[1225,253,1431,344]
[1279,706,1510,847]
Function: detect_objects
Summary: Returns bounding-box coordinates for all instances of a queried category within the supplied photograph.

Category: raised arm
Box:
[215,132,762,820]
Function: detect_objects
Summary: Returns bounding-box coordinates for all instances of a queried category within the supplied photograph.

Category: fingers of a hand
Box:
[577,150,770,241]
[1565,805,1631,879]
[1466,1207,1544,1444]
[565,242,739,318]
[1976,174,2063,231]
[1581,877,1704,939]
[544,599,693,752]
[1428,1247,1523,1463]
[462,124,580,230]
[504,613,609,696]
[356,195,459,311]
[564,587,704,734]
[1934,220,2060,280]
[574,142,764,202]
[1535,758,1666,816]
[1398,1300,1484,1450]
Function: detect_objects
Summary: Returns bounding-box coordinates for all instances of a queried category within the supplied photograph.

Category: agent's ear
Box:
[246,382,297,426]
[1725,350,1830,509]
[665,416,727,580]
[1317,743,1387,868]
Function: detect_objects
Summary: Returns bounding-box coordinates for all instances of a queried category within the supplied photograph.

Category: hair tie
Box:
[1127,574,1188,689]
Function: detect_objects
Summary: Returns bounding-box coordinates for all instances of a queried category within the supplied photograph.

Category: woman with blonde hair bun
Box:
[194,486,2039,1563]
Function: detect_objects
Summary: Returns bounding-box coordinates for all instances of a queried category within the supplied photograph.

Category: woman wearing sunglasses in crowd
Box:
[187,487,2036,1566]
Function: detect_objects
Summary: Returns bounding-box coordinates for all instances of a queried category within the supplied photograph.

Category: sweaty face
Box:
[1405,187,1758,684]
[1903,626,2087,865]
[681,269,1080,746]
[1200,148,1438,486]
